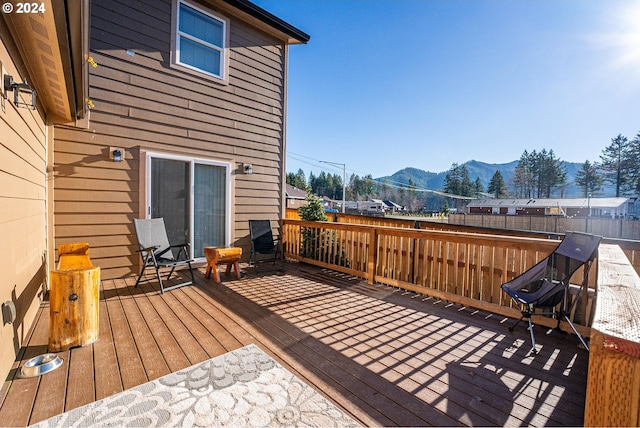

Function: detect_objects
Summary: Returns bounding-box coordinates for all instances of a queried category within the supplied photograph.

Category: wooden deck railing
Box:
[281,219,595,334]
[282,217,640,425]
[585,244,640,427]
[285,208,640,275]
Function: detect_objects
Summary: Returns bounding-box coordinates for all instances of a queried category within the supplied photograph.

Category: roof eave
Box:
[222,0,310,44]
[2,0,89,123]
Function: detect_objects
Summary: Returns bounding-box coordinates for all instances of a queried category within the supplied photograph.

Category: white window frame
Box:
[145,152,232,261]
[171,0,230,81]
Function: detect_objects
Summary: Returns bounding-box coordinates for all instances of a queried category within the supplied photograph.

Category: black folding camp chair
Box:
[249,220,283,267]
[501,231,601,354]
[133,218,194,293]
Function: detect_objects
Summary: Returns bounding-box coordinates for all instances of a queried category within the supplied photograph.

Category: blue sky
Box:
[253,0,640,179]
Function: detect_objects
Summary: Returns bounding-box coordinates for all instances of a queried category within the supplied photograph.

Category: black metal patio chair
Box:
[249,220,283,267]
[133,218,194,293]
[501,231,601,354]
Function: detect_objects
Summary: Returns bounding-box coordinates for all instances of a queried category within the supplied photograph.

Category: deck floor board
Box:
[0,262,589,427]
[65,345,95,411]
[101,278,147,391]
[93,289,123,400]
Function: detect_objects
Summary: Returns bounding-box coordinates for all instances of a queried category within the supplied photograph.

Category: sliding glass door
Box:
[148,153,230,259]
[150,158,191,250]
[194,163,227,256]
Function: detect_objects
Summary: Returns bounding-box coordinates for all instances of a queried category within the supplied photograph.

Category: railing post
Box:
[367,226,377,284]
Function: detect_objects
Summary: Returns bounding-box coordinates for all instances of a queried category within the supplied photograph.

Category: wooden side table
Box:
[204,246,242,283]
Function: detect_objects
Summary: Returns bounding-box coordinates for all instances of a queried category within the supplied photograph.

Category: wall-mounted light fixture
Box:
[2,301,16,325]
[3,74,36,109]
[109,147,125,162]
[243,163,253,174]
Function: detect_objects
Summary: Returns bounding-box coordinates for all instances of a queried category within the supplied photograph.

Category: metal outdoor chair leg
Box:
[135,263,146,287]
[508,313,526,332]
[156,266,165,293]
[167,265,177,281]
[560,311,590,351]
[527,318,538,355]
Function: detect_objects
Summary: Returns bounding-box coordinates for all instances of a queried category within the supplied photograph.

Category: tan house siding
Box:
[54,0,291,279]
[0,30,49,388]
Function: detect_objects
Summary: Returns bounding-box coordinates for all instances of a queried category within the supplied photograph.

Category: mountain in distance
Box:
[376,160,607,198]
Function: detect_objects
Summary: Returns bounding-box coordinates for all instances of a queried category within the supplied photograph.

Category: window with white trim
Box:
[174,0,227,79]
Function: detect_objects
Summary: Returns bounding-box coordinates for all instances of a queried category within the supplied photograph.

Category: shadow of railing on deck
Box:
[281,219,598,337]
[198,265,588,426]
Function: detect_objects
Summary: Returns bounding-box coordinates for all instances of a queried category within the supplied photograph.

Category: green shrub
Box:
[299,194,327,222]
[298,195,347,266]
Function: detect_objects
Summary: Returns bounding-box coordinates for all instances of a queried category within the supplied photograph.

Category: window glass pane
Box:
[194,163,226,257]
[179,3,223,47]
[151,158,190,248]
[179,37,221,76]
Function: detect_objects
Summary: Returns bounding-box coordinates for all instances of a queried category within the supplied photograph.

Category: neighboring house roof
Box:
[383,200,403,209]
[286,184,307,200]
[467,197,632,209]
[223,0,310,44]
[371,199,403,209]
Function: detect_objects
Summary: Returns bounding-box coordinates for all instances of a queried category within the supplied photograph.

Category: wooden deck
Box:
[0,261,588,426]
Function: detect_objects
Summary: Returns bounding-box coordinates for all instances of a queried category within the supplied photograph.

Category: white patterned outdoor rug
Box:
[32,344,360,427]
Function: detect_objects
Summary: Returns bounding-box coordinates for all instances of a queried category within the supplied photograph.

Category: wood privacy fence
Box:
[287,209,555,236]
[450,213,640,240]
[281,219,596,334]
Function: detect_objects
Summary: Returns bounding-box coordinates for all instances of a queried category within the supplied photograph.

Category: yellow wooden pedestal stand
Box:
[49,243,100,351]
[204,246,242,283]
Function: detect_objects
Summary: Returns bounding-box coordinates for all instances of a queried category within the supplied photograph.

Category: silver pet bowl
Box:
[19,354,63,378]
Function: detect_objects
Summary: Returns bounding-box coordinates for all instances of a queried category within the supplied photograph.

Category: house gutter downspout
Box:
[280,43,289,226]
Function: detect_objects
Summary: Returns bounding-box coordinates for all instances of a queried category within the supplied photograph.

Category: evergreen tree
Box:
[313,171,327,196]
[349,174,376,200]
[600,134,631,197]
[324,174,342,199]
[362,174,375,197]
[442,200,450,216]
[628,131,640,194]
[299,194,327,221]
[332,173,344,200]
[443,163,461,195]
[286,168,308,191]
[536,149,566,197]
[298,194,327,260]
[513,149,566,197]
[286,172,297,187]
[459,165,474,197]
[513,151,535,198]
[310,171,343,199]
[487,170,508,198]
[473,177,483,198]
[308,171,317,194]
[575,160,603,197]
